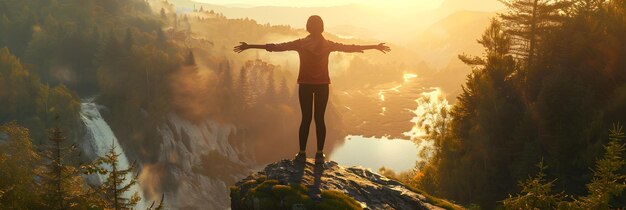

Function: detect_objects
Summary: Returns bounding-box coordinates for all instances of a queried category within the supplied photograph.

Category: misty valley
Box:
[2,0,626,210]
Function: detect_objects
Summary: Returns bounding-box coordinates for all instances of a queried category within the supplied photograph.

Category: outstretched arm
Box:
[332,42,391,54]
[234,40,300,53]
[358,43,391,53]
[234,42,268,53]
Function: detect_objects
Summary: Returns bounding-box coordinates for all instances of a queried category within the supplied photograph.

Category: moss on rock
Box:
[231,177,362,210]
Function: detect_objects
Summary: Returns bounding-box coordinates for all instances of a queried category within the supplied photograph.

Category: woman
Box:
[234,15,390,164]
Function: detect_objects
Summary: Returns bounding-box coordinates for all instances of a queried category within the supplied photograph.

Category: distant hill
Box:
[413,11,495,69]
[436,0,504,14]
[159,0,503,42]
[160,1,389,37]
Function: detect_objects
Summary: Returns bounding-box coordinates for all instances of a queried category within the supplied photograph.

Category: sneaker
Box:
[315,151,325,164]
[294,151,306,163]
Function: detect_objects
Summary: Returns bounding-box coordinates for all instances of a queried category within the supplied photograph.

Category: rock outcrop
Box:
[231,159,459,210]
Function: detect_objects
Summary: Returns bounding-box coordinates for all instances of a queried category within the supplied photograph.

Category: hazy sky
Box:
[184,0,503,43]
[193,0,446,11]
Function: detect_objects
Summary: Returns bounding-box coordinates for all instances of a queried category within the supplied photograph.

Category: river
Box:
[331,73,448,172]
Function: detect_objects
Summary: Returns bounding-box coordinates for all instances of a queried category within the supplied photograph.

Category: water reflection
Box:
[331,73,448,173]
[330,135,433,172]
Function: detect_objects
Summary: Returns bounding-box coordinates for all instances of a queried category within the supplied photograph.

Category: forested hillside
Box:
[0,0,181,208]
[0,0,180,141]
[413,0,626,208]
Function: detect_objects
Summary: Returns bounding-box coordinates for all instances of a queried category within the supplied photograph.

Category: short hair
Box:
[306,15,324,34]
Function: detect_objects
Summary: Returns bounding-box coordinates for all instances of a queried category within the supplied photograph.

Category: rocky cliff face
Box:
[154,113,253,209]
[80,104,255,210]
[231,159,458,210]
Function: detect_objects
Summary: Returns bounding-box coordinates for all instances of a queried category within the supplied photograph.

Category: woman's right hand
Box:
[233,42,249,53]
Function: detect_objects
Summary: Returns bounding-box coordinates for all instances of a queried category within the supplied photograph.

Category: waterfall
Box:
[80,102,148,209]
[79,100,254,209]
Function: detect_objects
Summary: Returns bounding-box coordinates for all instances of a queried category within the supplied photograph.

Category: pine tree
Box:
[216,60,235,116]
[278,77,290,101]
[502,159,565,209]
[39,126,90,210]
[219,60,233,90]
[459,19,516,89]
[499,0,570,69]
[184,49,195,66]
[92,142,141,210]
[264,68,276,101]
[156,29,167,47]
[238,66,255,107]
[48,129,65,192]
[428,18,522,207]
[576,123,626,209]
[573,0,606,14]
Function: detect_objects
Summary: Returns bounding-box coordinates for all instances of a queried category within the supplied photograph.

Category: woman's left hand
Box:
[375,43,390,54]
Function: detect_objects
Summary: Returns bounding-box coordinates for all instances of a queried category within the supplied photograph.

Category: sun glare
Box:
[403,73,418,82]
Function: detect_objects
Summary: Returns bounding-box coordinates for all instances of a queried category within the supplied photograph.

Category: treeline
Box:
[412,0,626,209]
[503,123,625,209]
[0,0,167,94]
[0,122,166,209]
[0,0,185,161]
[0,47,80,144]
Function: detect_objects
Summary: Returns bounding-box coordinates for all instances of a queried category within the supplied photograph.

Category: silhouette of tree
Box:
[217,60,234,112]
[219,60,233,90]
[499,0,570,69]
[576,123,626,209]
[156,29,167,47]
[184,49,195,66]
[90,142,141,210]
[39,127,92,210]
[278,77,290,101]
[238,66,255,107]
[572,0,605,14]
[505,124,626,209]
[265,68,276,101]
[420,18,523,208]
[502,159,564,209]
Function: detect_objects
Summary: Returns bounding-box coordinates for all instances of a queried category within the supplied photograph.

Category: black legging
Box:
[298,84,329,151]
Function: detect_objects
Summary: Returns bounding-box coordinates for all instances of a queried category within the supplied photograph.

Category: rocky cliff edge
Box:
[230,159,462,210]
